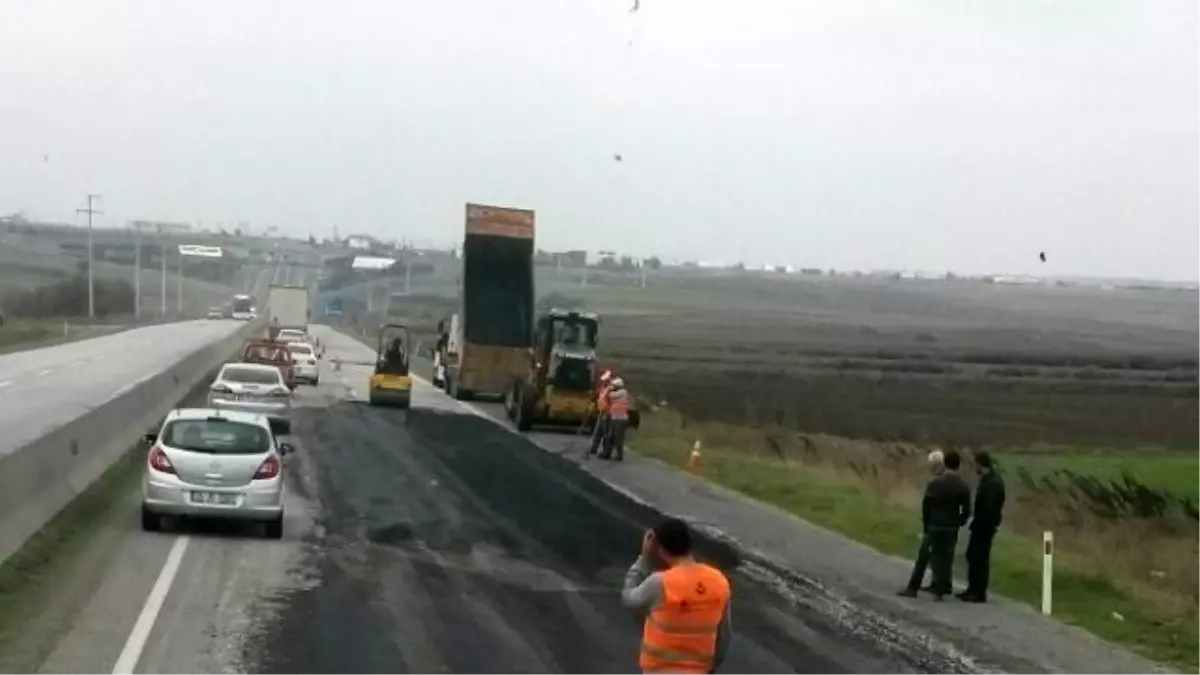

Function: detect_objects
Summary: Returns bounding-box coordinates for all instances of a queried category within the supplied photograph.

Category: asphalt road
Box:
[2,325,905,674]
[0,319,249,457]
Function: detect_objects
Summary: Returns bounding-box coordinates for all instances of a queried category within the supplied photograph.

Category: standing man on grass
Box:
[960,451,1006,603]
[900,449,971,601]
[898,450,944,596]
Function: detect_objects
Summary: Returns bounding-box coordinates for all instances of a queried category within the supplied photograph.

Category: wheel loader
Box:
[504,308,639,433]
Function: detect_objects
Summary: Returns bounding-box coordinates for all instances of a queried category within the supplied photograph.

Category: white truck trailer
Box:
[266,284,310,332]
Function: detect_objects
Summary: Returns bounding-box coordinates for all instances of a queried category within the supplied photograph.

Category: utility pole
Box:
[159,224,167,316]
[132,223,141,317]
[76,194,103,319]
[176,252,184,315]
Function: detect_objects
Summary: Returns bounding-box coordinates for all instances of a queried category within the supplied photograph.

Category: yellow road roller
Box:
[368,323,413,408]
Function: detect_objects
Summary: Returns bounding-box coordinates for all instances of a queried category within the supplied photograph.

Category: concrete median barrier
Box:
[0,320,265,568]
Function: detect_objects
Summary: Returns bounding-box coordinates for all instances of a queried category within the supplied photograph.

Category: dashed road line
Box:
[111,536,190,674]
[37,369,52,376]
[0,380,11,389]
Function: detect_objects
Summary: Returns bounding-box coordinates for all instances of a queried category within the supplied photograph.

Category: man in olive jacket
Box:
[900,449,972,600]
[960,451,1006,603]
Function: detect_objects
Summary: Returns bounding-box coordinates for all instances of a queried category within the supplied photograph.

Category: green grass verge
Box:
[0,322,56,349]
[632,432,1197,672]
[1001,449,1199,502]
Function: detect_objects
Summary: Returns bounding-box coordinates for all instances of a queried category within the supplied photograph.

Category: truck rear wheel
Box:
[515,384,536,432]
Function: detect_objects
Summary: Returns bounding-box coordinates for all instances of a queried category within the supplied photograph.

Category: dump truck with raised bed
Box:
[441,203,535,401]
[505,308,640,432]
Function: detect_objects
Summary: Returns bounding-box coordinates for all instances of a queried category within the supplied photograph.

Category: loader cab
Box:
[533,309,599,392]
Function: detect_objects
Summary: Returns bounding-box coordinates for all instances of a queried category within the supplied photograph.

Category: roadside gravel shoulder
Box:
[571,454,1170,674]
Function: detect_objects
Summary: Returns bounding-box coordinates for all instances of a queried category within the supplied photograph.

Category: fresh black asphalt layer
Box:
[245,402,904,673]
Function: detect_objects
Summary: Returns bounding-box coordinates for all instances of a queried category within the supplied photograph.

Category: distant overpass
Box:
[2,222,327,267]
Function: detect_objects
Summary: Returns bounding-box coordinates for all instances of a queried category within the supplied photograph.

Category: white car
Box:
[232,310,255,321]
[140,408,293,538]
[286,341,319,384]
[208,363,293,422]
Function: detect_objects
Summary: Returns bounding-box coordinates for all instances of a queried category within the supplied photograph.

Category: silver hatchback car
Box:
[141,408,294,538]
[208,362,292,422]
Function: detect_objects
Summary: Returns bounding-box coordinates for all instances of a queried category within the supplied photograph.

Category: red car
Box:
[242,339,297,390]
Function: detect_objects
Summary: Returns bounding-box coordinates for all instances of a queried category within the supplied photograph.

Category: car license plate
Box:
[191,491,238,505]
[235,394,258,401]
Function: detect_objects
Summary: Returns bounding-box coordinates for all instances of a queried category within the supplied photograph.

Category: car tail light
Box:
[254,455,281,479]
[148,446,176,474]
[211,383,233,393]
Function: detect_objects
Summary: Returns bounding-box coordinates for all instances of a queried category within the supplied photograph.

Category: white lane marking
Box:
[38,368,52,376]
[112,382,136,397]
[112,536,191,674]
[0,380,10,389]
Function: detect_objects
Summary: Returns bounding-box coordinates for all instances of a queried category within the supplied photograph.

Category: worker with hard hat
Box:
[588,369,615,457]
[599,376,630,461]
[622,518,732,673]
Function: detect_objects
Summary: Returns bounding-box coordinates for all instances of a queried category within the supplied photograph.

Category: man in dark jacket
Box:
[900,449,971,600]
[900,450,944,595]
[959,451,1006,603]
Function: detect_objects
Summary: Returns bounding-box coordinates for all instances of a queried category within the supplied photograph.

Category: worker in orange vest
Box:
[622,518,733,674]
[588,369,614,457]
[599,377,630,461]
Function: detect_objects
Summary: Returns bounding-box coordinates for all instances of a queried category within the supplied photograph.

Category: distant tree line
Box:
[1,273,135,318]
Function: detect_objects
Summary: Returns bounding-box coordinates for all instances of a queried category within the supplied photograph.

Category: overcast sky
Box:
[1,0,1196,279]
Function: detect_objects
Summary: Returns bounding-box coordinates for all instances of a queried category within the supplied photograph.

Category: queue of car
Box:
[140,326,320,539]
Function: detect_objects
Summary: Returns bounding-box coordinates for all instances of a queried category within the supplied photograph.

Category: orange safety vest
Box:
[597,383,612,413]
[608,388,630,420]
[640,563,731,674]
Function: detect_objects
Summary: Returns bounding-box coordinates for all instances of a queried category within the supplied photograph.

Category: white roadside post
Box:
[1042,530,1054,616]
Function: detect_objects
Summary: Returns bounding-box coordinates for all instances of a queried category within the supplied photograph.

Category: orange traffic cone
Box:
[687,440,702,471]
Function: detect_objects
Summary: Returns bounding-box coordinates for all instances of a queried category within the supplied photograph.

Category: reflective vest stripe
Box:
[639,644,712,669]
[646,615,722,635]
[609,391,630,419]
[597,385,611,412]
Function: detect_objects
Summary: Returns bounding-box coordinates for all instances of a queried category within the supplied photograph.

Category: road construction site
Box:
[0,309,1173,674]
[0,319,905,674]
[0,197,1184,674]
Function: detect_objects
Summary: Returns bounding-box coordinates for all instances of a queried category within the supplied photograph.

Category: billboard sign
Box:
[178,244,224,258]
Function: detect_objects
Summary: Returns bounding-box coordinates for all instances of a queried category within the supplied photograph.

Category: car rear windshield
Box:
[245,345,289,362]
[222,366,282,385]
[162,419,271,454]
[288,344,312,355]
[280,331,305,341]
